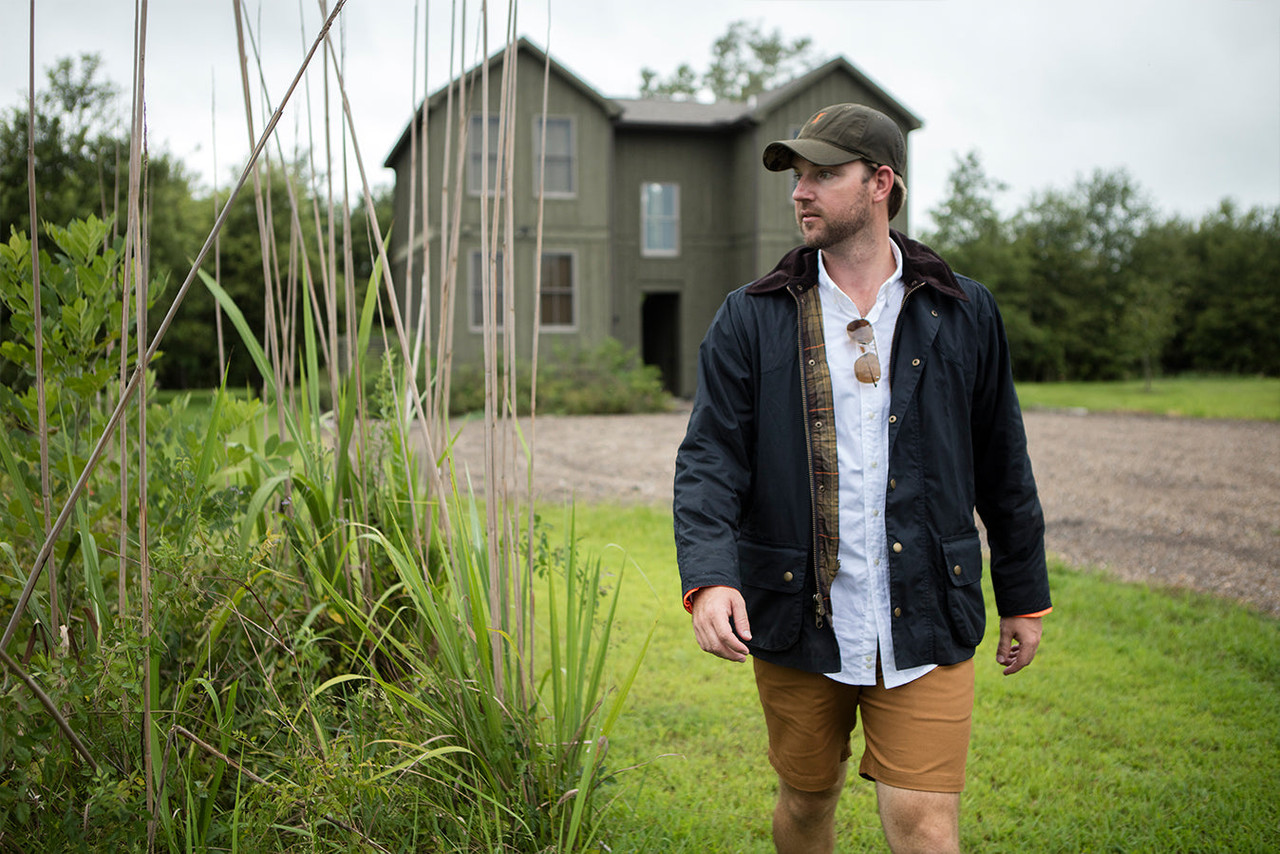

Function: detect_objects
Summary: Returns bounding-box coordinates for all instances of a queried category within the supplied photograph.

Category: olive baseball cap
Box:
[762,103,906,181]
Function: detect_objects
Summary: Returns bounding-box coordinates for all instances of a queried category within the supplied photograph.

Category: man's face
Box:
[790,157,877,250]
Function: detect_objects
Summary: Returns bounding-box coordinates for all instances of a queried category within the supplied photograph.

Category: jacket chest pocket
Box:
[738,538,807,652]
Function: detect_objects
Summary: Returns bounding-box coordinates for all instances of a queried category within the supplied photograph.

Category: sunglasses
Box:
[846,319,881,385]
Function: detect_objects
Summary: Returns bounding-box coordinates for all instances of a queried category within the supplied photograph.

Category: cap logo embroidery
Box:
[810,112,826,124]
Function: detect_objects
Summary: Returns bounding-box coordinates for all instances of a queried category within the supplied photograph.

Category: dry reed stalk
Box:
[497,27,523,706]
[0,0,350,651]
[402,1,422,388]
[298,0,342,401]
[122,0,156,834]
[25,0,57,639]
[212,74,228,378]
[320,31,456,550]
[410,0,433,411]
[232,0,288,445]
[475,2,504,697]
[522,28,555,691]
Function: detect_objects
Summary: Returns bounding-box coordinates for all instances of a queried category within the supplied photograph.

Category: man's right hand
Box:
[690,585,752,662]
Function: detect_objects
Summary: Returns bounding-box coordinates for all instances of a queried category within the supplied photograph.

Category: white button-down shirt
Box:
[817,243,937,688]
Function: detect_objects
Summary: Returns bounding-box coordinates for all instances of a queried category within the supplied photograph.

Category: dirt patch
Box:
[449,407,1280,617]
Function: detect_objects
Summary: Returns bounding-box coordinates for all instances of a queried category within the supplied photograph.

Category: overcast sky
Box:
[4,0,1278,229]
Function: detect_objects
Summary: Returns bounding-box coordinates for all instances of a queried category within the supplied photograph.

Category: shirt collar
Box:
[816,239,905,313]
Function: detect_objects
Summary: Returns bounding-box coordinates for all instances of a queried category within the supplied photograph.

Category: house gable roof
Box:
[749,56,922,131]
[384,37,618,167]
[385,44,921,164]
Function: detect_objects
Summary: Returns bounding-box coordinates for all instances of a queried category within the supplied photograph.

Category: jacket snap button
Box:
[893,607,902,617]
[783,571,794,582]
[892,542,903,553]
[814,420,823,429]
[953,565,963,576]
[931,310,939,317]
[912,358,921,367]
[888,415,897,424]
[888,478,896,489]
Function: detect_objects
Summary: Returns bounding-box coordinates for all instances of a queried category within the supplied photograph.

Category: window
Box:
[469,250,504,329]
[534,116,575,197]
[641,182,679,257]
[467,114,501,196]
[540,251,576,328]
[468,250,575,331]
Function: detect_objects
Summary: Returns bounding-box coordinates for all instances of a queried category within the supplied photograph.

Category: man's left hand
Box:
[995,616,1042,676]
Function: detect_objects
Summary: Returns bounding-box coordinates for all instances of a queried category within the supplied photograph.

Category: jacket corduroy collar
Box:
[745,229,969,302]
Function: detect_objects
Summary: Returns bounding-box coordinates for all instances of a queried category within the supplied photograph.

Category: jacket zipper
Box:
[791,285,828,629]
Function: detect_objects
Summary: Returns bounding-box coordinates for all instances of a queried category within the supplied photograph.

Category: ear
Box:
[871,165,895,205]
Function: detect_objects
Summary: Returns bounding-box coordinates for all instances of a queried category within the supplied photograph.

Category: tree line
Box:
[0,54,389,392]
[4,56,1277,393]
[921,152,1279,382]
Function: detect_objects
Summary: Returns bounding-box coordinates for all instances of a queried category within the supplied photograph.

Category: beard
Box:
[799,204,872,249]
[797,174,875,249]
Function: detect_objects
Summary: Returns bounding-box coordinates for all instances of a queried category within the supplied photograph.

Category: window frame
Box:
[538,249,578,332]
[641,181,680,258]
[533,114,576,199]
[467,113,502,197]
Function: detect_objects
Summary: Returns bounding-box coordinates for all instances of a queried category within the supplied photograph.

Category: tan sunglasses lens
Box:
[855,353,881,384]
[846,319,874,344]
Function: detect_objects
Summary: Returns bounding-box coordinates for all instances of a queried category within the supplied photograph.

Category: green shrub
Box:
[449,338,672,416]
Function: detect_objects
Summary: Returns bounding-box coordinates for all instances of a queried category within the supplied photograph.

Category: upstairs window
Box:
[467,114,501,196]
[641,182,679,257]
[534,116,575,197]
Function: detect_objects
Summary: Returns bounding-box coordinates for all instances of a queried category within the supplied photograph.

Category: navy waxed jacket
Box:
[674,231,1051,673]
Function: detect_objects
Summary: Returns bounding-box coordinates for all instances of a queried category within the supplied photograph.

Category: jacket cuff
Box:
[1012,607,1052,618]
[682,587,701,614]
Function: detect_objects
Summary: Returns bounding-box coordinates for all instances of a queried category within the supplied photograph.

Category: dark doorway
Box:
[642,292,681,396]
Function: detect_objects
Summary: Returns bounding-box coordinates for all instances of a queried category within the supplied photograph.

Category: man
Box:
[673,103,1052,854]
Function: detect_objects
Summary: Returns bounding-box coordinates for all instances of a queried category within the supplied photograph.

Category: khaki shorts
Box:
[753,656,975,793]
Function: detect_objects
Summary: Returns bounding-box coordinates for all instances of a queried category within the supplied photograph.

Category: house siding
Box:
[384,40,919,401]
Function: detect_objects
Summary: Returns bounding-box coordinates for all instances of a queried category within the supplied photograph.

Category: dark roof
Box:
[613,98,754,129]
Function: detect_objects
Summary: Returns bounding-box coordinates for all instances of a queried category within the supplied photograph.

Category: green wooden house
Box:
[383,38,920,397]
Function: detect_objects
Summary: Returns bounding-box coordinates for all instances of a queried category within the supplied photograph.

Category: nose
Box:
[792,175,813,201]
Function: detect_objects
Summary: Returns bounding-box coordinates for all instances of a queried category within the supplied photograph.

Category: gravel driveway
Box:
[450,407,1280,617]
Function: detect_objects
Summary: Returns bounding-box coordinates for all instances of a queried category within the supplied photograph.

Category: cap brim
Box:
[762,138,862,171]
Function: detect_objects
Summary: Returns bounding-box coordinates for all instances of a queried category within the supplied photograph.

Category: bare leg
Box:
[772,762,847,854]
[875,781,961,854]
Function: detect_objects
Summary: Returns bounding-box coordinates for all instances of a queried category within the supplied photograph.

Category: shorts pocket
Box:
[738,538,807,652]
[940,531,986,647]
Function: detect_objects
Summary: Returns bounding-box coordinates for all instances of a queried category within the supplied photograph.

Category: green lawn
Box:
[1016,375,1280,421]
[562,503,1280,853]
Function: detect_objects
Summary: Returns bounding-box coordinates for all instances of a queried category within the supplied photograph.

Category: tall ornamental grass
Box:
[1,2,649,851]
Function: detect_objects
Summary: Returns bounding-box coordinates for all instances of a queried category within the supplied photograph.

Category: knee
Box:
[777,779,842,826]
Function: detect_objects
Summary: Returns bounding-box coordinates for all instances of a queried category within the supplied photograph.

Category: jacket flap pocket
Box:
[738,538,806,593]
[941,532,983,587]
